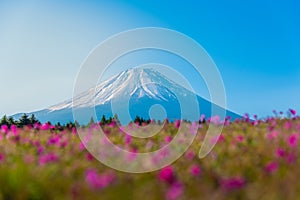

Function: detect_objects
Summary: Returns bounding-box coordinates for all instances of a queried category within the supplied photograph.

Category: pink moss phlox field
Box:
[0,110,299,199]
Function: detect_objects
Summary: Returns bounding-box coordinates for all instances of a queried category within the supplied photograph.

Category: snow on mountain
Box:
[12,67,241,124]
[49,68,188,111]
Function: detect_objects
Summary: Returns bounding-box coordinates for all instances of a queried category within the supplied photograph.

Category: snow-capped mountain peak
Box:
[13,67,240,124]
[49,68,185,111]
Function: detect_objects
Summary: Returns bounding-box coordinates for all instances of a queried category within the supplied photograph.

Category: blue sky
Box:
[0,0,299,117]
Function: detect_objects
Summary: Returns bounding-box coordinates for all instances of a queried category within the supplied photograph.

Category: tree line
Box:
[1,113,206,129]
[0,114,39,128]
[0,114,76,129]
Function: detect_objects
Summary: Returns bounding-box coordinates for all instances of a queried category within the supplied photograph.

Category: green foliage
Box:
[100,115,113,125]
[18,113,30,127]
[134,116,150,125]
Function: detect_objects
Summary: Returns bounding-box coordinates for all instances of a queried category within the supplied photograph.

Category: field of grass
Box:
[0,113,299,200]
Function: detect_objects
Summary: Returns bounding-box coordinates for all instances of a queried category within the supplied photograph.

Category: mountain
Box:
[13,68,240,125]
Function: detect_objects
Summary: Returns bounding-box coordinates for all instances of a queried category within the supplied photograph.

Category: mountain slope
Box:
[13,68,240,124]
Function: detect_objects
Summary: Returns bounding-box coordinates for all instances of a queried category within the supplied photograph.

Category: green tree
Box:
[87,117,95,127]
[0,115,9,126]
[29,114,39,125]
[8,117,16,126]
[18,113,30,127]
[100,115,106,125]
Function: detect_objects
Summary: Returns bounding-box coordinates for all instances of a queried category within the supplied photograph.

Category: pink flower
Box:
[290,109,297,116]
[211,135,224,144]
[265,161,278,173]
[158,166,176,184]
[72,127,77,135]
[1,125,8,134]
[209,115,220,125]
[266,130,278,140]
[86,153,94,161]
[85,169,115,189]
[126,150,137,161]
[185,150,195,160]
[48,135,60,145]
[276,148,285,158]
[220,177,245,190]
[60,140,68,148]
[40,123,50,130]
[284,121,292,130]
[37,146,44,155]
[286,152,296,164]
[236,135,244,142]
[124,134,131,145]
[166,182,184,200]
[10,125,18,135]
[189,122,198,135]
[189,164,201,176]
[174,120,180,129]
[287,134,298,148]
[217,134,225,142]
[39,153,58,165]
[34,123,40,129]
[165,136,172,143]
[252,120,259,126]
[200,114,205,122]
[109,121,116,128]
[79,142,86,151]
[0,153,5,162]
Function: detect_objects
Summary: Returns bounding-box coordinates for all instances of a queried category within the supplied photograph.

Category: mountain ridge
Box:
[13,67,241,124]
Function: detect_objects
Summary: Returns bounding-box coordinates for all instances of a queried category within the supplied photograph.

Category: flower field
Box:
[0,112,300,200]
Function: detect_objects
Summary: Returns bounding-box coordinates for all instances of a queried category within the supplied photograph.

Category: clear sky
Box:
[0,0,299,118]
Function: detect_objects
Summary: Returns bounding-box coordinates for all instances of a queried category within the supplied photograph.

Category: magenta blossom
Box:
[290,109,297,116]
[79,142,86,151]
[287,134,298,148]
[10,125,18,135]
[0,153,5,162]
[1,125,8,134]
[40,123,50,130]
[220,177,245,190]
[124,134,131,145]
[39,153,58,165]
[217,134,225,143]
[236,135,244,142]
[189,164,201,176]
[174,120,180,129]
[164,135,172,143]
[276,148,285,158]
[265,161,278,174]
[158,166,176,184]
[166,182,184,200]
[109,121,116,128]
[266,130,278,140]
[284,121,292,130]
[185,150,195,161]
[37,146,44,155]
[286,152,296,164]
[86,153,94,161]
[209,115,220,125]
[48,135,60,145]
[85,169,115,190]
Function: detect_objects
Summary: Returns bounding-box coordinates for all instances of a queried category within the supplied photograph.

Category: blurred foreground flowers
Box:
[0,112,299,199]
